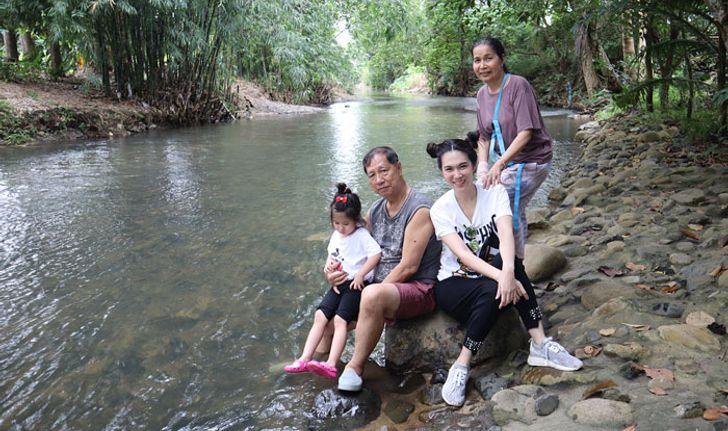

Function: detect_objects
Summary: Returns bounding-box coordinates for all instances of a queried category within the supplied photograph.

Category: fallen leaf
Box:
[544,281,559,291]
[708,265,727,278]
[688,223,704,231]
[599,327,617,336]
[582,344,603,357]
[582,379,617,399]
[599,266,625,278]
[703,407,728,420]
[634,283,653,290]
[623,426,637,431]
[660,286,679,294]
[649,386,667,396]
[644,367,674,381]
[626,262,647,271]
[570,207,586,215]
[621,323,651,331]
[680,227,701,241]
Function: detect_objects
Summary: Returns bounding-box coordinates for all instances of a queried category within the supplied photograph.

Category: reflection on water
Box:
[0,95,588,429]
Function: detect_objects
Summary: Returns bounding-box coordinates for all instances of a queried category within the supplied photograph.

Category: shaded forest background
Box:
[1,0,726,138]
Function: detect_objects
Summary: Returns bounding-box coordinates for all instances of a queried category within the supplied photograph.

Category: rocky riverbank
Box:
[303,115,728,430]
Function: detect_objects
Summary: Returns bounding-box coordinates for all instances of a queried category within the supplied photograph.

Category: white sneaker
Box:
[441,363,469,407]
[527,337,583,371]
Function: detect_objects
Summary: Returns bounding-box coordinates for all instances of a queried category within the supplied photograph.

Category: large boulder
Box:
[385,309,528,373]
[524,244,567,282]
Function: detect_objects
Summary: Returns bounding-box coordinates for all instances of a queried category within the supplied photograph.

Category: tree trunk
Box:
[575,21,601,99]
[622,14,638,80]
[684,47,693,120]
[660,21,679,111]
[705,0,727,126]
[20,31,35,59]
[2,29,19,62]
[643,12,655,112]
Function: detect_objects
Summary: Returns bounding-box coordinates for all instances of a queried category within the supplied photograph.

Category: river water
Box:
[0,95,587,430]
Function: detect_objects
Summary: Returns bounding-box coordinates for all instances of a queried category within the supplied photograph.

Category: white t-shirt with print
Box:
[430,183,512,281]
[327,227,382,281]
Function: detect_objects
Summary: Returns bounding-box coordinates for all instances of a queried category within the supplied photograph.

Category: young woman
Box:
[473,36,553,259]
[426,137,581,407]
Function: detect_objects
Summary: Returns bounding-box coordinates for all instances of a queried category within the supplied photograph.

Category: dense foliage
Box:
[1,0,726,134]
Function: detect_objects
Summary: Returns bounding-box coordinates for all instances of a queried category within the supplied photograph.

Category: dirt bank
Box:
[0,78,334,146]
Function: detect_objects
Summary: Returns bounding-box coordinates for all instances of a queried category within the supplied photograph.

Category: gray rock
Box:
[673,401,704,419]
[714,418,728,431]
[720,271,728,289]
[527,207,550,229]
[567,399,634,427]
[383,399,414,424]
[580,281,634,310]
[475,373,510,400]
[658,324,722,352]
[524,244,567,282]
[385,309,527,372]
[563,245,589,257]
[649,302,685,318]
[669,252,693,265]
[672,188,706,205]
[603,343,648,361]
[492,388,537,425]
[560,267,592,283]
[534,393,559,416]
[311,388,381,429]
[420,383,443,405]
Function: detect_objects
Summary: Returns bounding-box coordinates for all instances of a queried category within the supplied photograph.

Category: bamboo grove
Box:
[1,0,727,134]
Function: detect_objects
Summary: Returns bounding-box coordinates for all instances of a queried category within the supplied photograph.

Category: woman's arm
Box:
[493,215,528,308]
[440,232,502,281]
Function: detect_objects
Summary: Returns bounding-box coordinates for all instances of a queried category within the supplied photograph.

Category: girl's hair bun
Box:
[336,182,352,195]
[466,130,479,148]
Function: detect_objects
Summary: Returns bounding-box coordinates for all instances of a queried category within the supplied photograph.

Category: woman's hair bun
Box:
[426,142,439,158]
[466,130,479,148]
[336,182,352,194]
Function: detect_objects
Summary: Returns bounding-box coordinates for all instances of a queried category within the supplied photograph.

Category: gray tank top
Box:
[368,188,441,284]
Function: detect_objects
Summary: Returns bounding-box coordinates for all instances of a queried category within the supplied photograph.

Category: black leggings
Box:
[434,254,542,354]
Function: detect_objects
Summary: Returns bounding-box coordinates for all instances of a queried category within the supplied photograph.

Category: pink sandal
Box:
[307,361,338,379]
[284,359,309,373]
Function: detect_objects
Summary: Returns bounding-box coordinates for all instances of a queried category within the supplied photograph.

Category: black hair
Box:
[472,36,509,73]
[425,132,479,170]
[362,146,399,173]
[330,182,364,227]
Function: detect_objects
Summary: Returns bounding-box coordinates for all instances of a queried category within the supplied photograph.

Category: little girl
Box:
[284,183,381,379]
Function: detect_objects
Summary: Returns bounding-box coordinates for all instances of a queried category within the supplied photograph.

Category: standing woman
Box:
[473,36,553,259]
[426,137,581,407]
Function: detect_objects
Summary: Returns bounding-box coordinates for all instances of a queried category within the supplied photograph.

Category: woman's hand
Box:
[495,270,528,309]
[483,161,503,189]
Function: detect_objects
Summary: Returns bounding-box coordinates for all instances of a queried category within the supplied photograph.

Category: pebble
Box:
[534,393,559,416]
[673,401,704,418]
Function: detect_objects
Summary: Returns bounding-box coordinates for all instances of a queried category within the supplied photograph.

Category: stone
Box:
[475,373,510,400]
[567,399,634,427]
[534,393,559,416]
[673,401,704,419]
[658,324,721,352]
[385,309,527,372]
[548,187,567,203]
[686,311,716,327]
[491,388,537,425]
[527,207,550,229]
[549,209,573,223]
[420,383,443,405]
[672,188,706,205]
[669,253,693,265]
[520,367,597,386]
[523,244,567,282]
[603,343,648,361]
[310,388,381,429]
[719,271,728,289]
[431,368,447,384]
[581,281,635,310]
[648,375,674,393]
[618,361,645,380]
[383,399,414,424]
[714,419,728,431]
[606,241,625,254]
[386,373,426,394]
[560,267,592,283]
[649,302,685,318]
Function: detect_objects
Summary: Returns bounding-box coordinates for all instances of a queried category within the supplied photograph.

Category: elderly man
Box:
[326,146,441,392]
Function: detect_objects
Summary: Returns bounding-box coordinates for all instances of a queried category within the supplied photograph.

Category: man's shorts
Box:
[387,280,435,324]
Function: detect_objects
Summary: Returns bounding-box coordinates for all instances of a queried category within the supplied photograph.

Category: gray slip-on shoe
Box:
[337,367,363,392]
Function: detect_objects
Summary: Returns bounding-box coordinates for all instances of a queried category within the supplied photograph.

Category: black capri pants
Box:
[434,254,542,354]
[317,280,363,323]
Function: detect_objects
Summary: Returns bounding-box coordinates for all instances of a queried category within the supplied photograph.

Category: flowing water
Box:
[0,95,588,430]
